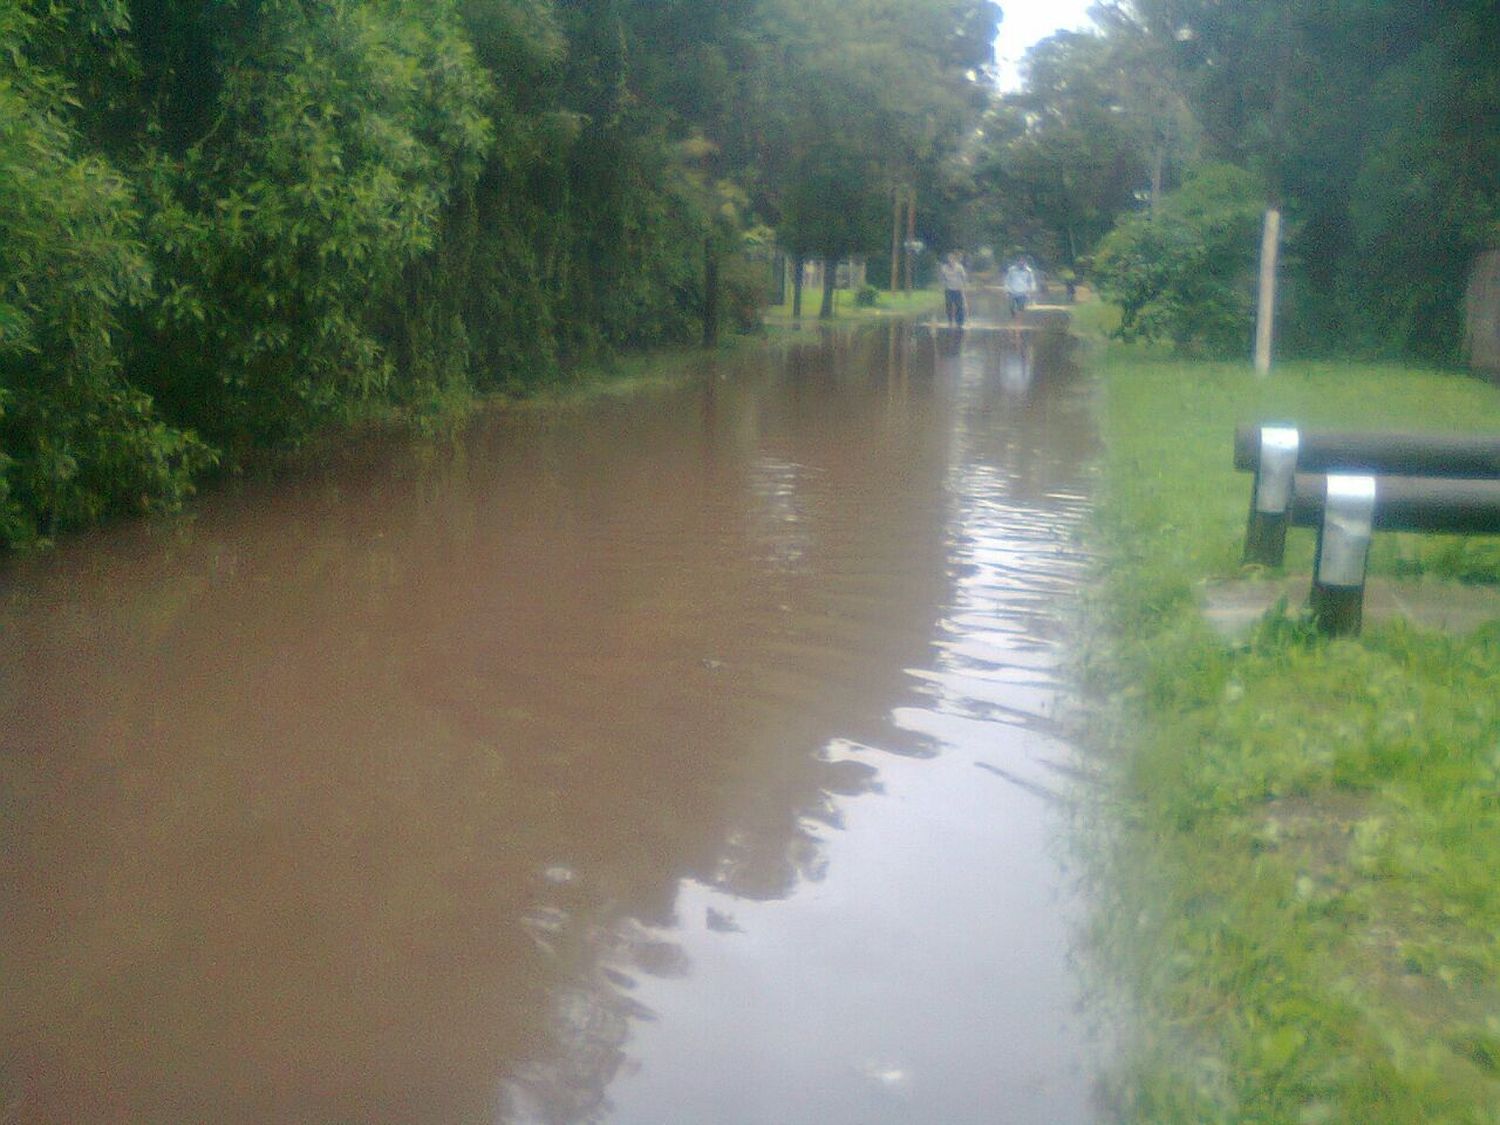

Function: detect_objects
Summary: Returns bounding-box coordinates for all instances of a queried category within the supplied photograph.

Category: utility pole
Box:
[1254,208,1281,375]
[702,235,719,347]
[1150,140,1164,217]
[1256,18,1293,377]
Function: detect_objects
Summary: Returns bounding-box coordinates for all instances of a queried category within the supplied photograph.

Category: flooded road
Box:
[1,303,1102,1122]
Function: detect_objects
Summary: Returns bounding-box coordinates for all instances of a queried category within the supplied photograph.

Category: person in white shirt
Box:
[1005,259,1038,317]
[940,252,968,326]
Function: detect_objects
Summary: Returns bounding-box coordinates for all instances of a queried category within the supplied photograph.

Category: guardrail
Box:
[1236,425,1500,634]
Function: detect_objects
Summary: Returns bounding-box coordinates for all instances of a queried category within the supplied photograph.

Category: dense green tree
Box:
[967,24,1199,276]
[751,0,1000,310]
[1343,7,1500,357]
[1102,0,1500,359]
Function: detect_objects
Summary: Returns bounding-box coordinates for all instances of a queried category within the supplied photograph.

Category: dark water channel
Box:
[2,299,1102,1123]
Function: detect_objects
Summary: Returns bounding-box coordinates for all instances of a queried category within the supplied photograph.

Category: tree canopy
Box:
[988,0,1500,359]
[9,0,1494,545]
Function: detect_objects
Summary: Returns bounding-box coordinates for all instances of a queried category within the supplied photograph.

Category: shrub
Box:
[1093,163,1266,356]
[135,0,494,451]
[0,10,212,545]
[720,252,769,332]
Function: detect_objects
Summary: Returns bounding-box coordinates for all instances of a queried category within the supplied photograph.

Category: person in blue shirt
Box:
[1005,259,1037,318]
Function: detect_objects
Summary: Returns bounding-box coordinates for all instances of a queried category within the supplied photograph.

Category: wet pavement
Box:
[1,300,1104,1122]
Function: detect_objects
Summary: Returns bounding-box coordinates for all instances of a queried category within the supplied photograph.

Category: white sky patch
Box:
[993,0,1099,91]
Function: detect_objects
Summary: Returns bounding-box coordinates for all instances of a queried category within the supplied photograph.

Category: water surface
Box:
[1,304,1101,1122]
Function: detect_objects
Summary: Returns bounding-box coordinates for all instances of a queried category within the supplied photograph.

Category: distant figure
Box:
[1005,259,1037,318]
[940,252,968,327]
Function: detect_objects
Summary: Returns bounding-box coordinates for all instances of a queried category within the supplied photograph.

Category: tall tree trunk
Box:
[702,236,719,347]
[904,189,916,293]
[890,189,902,293]
[820,257,837,319]
[792,255,804,319]
[1150,141,1164,217]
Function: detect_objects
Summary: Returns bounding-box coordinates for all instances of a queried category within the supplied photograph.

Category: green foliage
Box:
[134,0,493,449]
[757,0,1000,271]
[1093,163,1265,355]
[779,141,888,262]
[973,29,1186,269]
[1115,0,1500,360]
[854,284,879,308]
[0,0,999,546]
[0,5,210,546]
[1344,11,1500,359]
[719,251,771,332]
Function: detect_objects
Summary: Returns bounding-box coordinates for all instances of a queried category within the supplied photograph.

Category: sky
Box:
[993,0,1099,91]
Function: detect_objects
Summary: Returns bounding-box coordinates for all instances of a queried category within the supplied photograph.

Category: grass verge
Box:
[762,286,941,331]
[1078,325,1500,1121]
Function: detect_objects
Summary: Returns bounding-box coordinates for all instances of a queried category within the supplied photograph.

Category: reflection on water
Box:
[1,299,1101,1122]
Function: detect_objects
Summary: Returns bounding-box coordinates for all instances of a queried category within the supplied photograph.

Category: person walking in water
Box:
[940,251,968,327]
[1005,258,1037,318]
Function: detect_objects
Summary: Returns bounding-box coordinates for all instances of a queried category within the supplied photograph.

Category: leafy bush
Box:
[134,0,494,451]
[720,252,770,332]
[854,283,880,308]
[1093,163,1266,356]
[0,8,211,546]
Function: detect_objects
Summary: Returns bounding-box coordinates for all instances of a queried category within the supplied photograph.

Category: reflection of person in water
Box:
[999,340,1033,396]
[940,252,968,327]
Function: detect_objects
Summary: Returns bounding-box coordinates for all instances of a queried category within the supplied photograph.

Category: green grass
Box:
[762,285,941,330]
[1078,322,1500,1122]
[494,340,744,408]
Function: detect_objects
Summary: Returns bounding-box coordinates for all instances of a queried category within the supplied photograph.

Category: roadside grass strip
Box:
[763,286,942,329]
[1078,342,1500,1121]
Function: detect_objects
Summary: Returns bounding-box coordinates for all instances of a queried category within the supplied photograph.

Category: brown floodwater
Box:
[1,300,1103,1123]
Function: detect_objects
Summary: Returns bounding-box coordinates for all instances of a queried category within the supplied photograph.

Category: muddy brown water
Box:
[1,305,1103,1123]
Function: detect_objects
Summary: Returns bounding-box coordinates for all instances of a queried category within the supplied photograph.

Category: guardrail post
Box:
[1244,425,1300,565]
[1309,474,1376,636]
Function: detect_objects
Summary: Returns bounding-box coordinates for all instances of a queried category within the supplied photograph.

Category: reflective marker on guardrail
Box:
[1243,425,1300,565]
[1256,426,1300,513]
[1311,473,1377,635]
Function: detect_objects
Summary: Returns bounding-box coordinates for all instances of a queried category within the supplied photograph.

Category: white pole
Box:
[1254,208,1281,375]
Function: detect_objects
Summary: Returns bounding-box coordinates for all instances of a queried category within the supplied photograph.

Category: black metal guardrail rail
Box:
[1289,473,1500,533]
[1233,424,1500,477]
